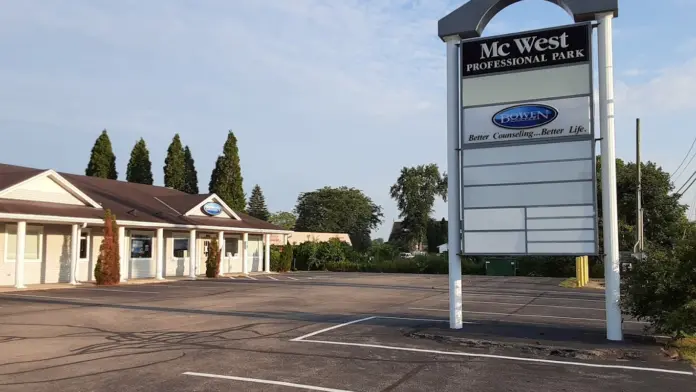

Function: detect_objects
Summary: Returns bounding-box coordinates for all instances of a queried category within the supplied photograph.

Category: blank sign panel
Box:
[464,231,526,254]
[462,160,593,186]
[527,218,595,230]
[527,230,595,242]
[463,208,525,230]
[462,181,594,208]
[462,140,592,167]
[528,242,596,254]
[527,205,595,218]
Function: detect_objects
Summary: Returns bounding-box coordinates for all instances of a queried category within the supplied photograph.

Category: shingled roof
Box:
[0,163,286,232]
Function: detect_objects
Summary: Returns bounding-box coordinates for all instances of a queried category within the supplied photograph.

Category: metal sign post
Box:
[438,0,622,341]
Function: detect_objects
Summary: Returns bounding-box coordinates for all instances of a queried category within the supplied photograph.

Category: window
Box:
[79,231,90,260]
[5,224,43,262]
[173,237,189,258]
[130,234,153,259]
[225,237,239,258]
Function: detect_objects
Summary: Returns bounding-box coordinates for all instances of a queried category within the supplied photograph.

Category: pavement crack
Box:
[380,363,426,392]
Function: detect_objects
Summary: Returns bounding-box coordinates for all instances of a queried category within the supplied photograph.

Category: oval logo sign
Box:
[202,202,222,216]
[492,104,558,130]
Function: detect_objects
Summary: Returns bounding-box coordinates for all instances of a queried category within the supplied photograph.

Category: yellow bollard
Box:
[583,255,590,286]
[575,256,583,287]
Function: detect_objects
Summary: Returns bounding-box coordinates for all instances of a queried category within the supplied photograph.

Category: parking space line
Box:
[287,277,299,281]
[77,288,158,294]
[268,276,278,281]
[228,277,235,280]
[440,300,604,311]
[460,293,604,302]
[246,276,257,280]
[292,316,377,341]
[0,293,94,301]
[296,339,694,376]
[183,372,356,391]
[408,308,648,324]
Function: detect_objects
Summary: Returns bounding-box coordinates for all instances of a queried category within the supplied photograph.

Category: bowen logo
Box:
[202,202,223,216]
[492,104,558,130]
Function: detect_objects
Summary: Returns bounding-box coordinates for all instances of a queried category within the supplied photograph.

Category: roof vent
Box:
[127,209,138,217]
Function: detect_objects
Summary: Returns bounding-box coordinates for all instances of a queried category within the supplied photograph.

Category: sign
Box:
[461,23,591,77]
[201,202,223,216]
[463,96,591,145]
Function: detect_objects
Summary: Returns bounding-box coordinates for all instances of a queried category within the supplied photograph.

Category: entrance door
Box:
[248,235,263,272]
[199,238,212,275]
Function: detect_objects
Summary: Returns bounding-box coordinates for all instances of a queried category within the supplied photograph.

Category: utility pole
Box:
[635,119,644,257]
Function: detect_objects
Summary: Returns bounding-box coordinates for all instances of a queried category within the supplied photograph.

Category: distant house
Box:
[388,221,425,252]
[437,243,448,254]
[281,232,351,246]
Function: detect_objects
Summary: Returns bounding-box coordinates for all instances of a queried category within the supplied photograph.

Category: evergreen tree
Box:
[247,184,270,221]
[163,134,186,191]
[126,138,153,185]
[183,145,199,194]
[209,131,245,211]
[86,129,118,179]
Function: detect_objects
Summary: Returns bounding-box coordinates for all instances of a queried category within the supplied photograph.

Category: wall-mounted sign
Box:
[460,23,591,78]
[202,202,223,216]
[463,96,591,145]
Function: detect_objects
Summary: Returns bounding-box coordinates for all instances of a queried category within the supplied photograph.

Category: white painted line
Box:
[77,288,158,294]
[183,372,356,391]
[246,276,257,280]
[297,339,694,376]
[228,277,235,280]
[0,293,94,301]
[291,316,377,342]
[409,308,648,324]
[441,300,604,311]
[268,276,279,281]
[287,277,299,281]
[377,316,453,323]
[460,293,604,302]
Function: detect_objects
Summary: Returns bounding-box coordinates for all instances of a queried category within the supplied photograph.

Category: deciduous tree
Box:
[269,211,297,230]
[390,164,447,251]
[294,186,383,251]
[86,130,118,179]
[126,138,153,185]
[164,134,187,191]
[183,145,199,194]
[209,131,245,211]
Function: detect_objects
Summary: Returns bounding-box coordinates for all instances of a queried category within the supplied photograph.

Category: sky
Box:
[0,0,695,240]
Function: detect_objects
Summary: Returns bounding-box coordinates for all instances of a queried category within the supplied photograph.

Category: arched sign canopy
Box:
[438,0,619,39]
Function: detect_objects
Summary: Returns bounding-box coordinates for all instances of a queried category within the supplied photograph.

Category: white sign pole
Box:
[446,37,463,329]
[596,12,623,341]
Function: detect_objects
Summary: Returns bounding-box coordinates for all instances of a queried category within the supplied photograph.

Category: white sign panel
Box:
[463,96,591,145]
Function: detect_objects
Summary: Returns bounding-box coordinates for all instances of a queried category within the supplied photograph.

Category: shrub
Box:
[205,237,221,278]
[95,209,120,285]
[270,245,283,271]
[621,235,696,337]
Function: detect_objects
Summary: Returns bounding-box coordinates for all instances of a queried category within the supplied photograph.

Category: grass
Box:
[672,336,696,366]
[559,277,578,288]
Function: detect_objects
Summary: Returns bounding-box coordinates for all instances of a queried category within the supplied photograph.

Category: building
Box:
[0,163,292,288]
[286,232,351,246]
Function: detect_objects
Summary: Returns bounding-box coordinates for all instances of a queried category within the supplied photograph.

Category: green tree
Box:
[86,129,118,179]
[597,157,691,253]
[163,134,187,191]
[294,186,383,251]
[94,209,121,285]
[209,131,245,211]
[125,138,153,185]
[205,236,221,278]
[248,184,270,221]
[183,145,199,194]
[390,164,447,251]
[426,218,448,253]
[269,211,297,230]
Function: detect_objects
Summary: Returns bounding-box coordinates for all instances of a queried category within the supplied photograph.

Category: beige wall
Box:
[287,232,352,245]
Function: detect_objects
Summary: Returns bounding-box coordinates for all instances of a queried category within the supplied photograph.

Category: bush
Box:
[621,235,696,337]
[95,209,120,285]
[270,244,293,272]
[205,237,221,278]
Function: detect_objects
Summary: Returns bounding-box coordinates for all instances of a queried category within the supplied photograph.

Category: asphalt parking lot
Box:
[0,273,693,391]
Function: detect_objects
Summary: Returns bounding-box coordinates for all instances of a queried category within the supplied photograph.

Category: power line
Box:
[677,171,696,196]
[670,136,696,181]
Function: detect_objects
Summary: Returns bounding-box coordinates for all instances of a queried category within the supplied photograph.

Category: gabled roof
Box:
[0,163,288,232]
[0,169,103,209]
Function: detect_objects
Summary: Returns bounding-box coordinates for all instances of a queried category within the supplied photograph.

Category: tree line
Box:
[84,129,270,220]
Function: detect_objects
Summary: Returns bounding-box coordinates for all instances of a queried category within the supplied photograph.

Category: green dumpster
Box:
[485,259,517,276]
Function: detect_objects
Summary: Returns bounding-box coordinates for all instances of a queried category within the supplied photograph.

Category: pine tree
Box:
[183,145,199,194]
[163,134,186,191]
[209,131,246,211]
[126,138,153,185]
[86,129,118,179]
[247,184,270,221]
